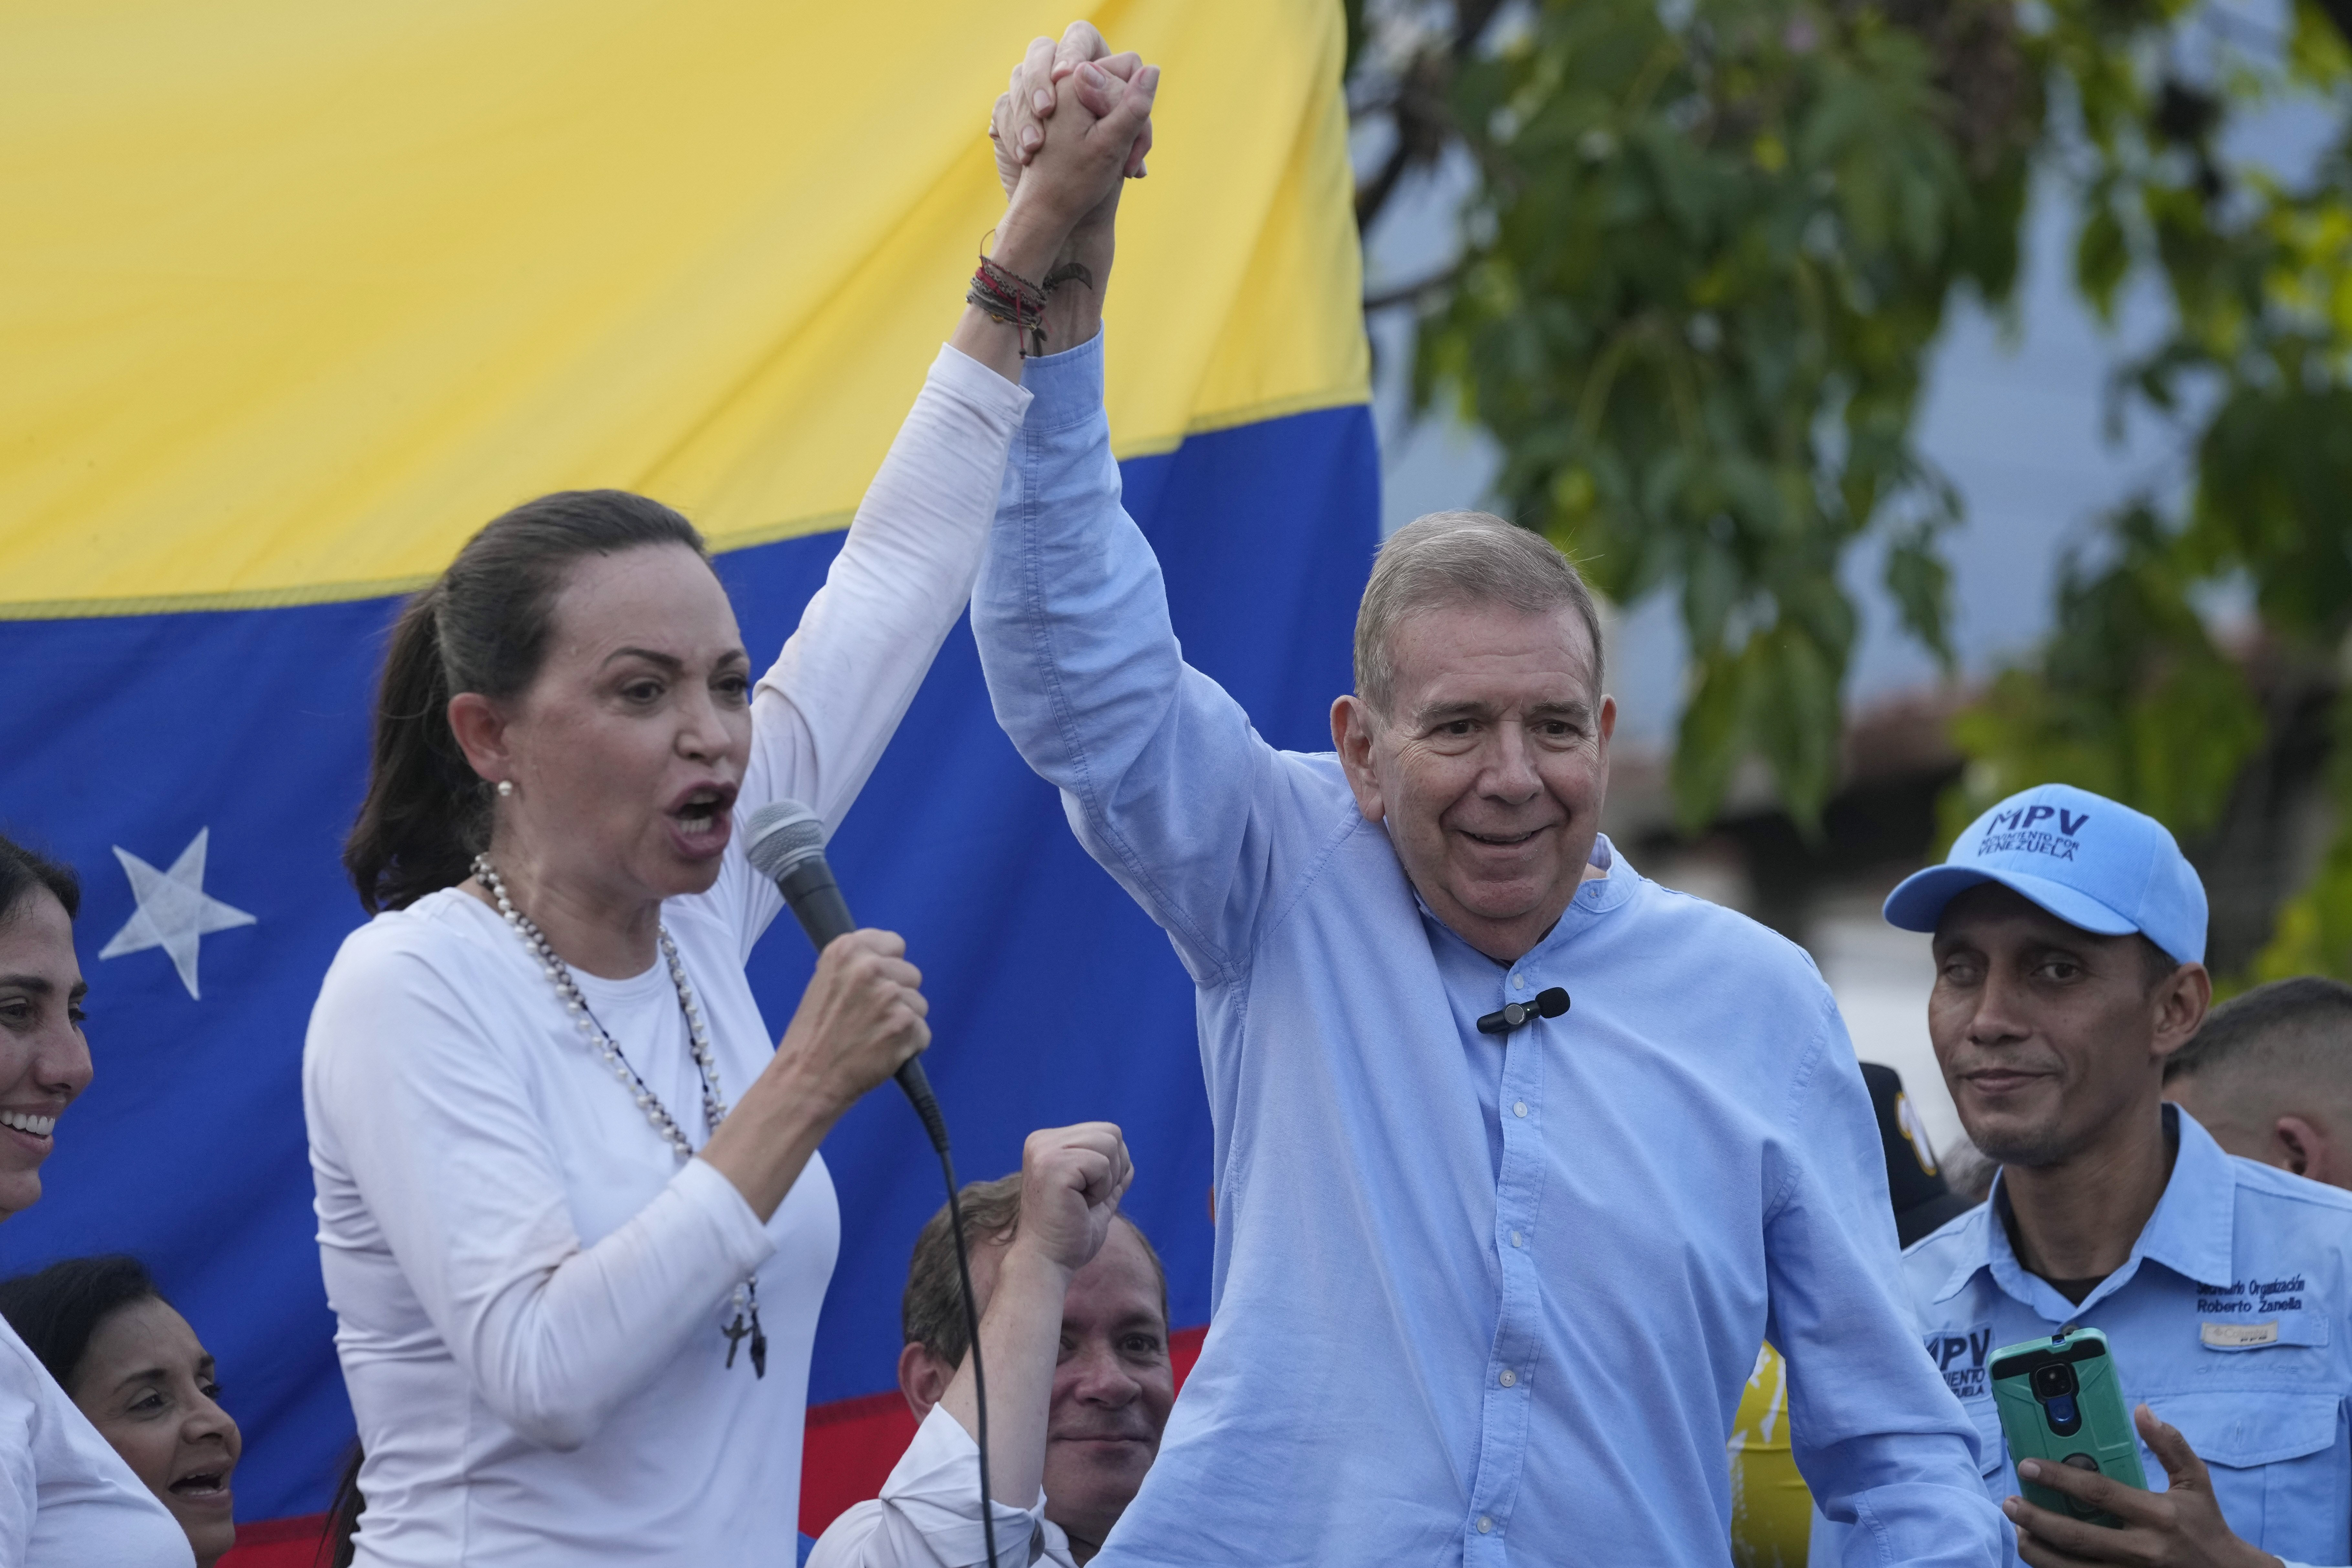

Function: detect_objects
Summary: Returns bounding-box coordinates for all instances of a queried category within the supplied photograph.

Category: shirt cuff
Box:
[1012,329,1104,434]
[932,342,1036,425]
[676,1155,781,1279]
[882,1404,1051,1558]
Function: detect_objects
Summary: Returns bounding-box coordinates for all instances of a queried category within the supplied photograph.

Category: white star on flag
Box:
[98,829,257,1000]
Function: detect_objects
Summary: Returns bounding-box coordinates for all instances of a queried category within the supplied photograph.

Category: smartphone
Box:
[1989,1327,2148,1527]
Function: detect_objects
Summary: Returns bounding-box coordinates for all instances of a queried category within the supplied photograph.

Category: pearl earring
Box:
[496,780,515,798]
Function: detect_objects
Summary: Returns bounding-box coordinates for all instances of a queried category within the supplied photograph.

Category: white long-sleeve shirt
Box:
[0,1314,192,1568]
[303,345,1030,1568]
[808,1405,1075,1568]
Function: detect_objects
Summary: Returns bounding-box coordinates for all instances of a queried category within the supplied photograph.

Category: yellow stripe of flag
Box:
[0,0,1367,616]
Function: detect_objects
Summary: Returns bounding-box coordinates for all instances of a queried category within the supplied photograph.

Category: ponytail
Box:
[343,489,709,913]
[344,587,486,913]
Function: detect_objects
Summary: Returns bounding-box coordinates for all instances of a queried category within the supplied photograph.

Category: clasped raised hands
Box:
[951,23,1157,376]
[994,27,1155,241]
[992,23,1154,201]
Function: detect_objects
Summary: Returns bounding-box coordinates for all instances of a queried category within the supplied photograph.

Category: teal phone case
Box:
[1989,1328,2148,1528]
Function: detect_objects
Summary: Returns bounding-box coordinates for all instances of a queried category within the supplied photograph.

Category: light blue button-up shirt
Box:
[1814,1106,2352,1568]
[973,334,2002,1566]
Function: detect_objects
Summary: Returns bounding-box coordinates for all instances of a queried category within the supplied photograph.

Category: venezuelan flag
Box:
[0,0,1373,1548]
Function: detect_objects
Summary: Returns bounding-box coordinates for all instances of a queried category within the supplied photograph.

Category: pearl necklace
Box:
[474,854,765,1376]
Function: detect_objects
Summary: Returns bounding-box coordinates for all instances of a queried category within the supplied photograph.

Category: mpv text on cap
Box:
[1881,782,2207,965]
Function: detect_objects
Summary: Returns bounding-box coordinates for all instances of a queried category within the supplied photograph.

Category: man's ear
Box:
[897,1342,951,1422]
[2271,1114,2349,1187]
[2149,963,2213,1062]
[446,690,513,786]
[1330,695,1385,825]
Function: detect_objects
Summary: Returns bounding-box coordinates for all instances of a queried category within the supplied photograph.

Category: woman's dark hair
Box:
[0,1254,163,1392]
[316,1446,366,1568]
[0,832,80,927]
[343,489,710,913]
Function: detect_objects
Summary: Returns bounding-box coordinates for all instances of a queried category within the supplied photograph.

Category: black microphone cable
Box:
[933,1136,1000,1568]
[743,802,999,1568]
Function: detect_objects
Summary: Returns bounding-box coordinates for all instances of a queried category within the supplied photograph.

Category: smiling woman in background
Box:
[0,1257,242,1568]
[0,832,195,1567]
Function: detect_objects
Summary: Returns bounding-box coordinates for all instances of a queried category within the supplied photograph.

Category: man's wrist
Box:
[1040,228,1111,348]
[997,1236,1080,1296]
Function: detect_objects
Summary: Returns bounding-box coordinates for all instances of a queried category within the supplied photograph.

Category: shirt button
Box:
[1510,1230,1524,1247]
[1510,973,1526,989]
[1476,1516,1493,1534]
[1499,1369,1517,1387]
[1512,1101,1528,1118]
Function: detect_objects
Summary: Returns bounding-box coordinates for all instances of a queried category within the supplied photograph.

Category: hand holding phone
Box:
[1990,1327,2149,1528]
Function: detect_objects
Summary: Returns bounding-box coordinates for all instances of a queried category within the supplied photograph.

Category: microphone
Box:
[743,799,949,1154]
[1478,986,1570,1036]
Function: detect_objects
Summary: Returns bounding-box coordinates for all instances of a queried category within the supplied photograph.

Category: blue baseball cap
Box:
[1883,783,2207,965]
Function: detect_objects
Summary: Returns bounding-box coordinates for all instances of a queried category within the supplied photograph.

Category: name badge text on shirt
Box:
[2195,1275,2305,1315]
[2200,1320,2281,1348]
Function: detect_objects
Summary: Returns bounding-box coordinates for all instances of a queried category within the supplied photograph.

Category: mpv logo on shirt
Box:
[1925,1327,1995,1399]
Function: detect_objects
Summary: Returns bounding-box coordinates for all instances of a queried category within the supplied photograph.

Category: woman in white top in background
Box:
[302,47,1158,1568]
[0,834,194,1568]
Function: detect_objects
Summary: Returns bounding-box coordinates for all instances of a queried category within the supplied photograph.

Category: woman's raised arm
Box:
[724,50,1157,929]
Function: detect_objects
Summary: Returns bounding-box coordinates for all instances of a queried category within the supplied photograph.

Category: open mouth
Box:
[672,785,736,841]
[169,1471,229,1499]
[0,1110,54,1141]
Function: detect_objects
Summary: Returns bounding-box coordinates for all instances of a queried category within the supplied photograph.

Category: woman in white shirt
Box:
[0,834,195,1568]
[301,52,1159,1568]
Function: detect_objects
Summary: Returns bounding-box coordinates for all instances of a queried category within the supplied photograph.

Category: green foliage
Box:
[1361,0,2352,978]
[2250,688,2352,982]
[1411,0,2037,828]
[1942,508,2266,844]
[1941,0,2352,979]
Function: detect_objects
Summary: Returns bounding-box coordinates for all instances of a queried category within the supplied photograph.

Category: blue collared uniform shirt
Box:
[1814,1106,2352,1567]
[971,335,2003,1567]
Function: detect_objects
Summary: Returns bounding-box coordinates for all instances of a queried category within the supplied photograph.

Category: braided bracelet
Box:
[966,255,1097,357]
[968,255,1051,356]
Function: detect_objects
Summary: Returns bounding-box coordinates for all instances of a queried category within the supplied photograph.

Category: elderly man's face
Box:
[1333,600,1614,963]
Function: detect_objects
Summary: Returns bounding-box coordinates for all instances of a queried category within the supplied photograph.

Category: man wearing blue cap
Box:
[1815,783,2352,1568]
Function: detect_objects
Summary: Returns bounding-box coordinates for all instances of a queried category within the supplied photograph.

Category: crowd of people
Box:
[3,17,2350,1568]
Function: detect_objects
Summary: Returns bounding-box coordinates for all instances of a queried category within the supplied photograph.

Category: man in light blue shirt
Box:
[970,327,2001,1564]
[1815,782,2352,1568]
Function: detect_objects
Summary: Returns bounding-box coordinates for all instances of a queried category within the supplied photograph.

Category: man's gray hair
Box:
[1353,510,1605,717]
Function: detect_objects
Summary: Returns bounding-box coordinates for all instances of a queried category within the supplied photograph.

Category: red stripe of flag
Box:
[218,1324,1209,1562]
